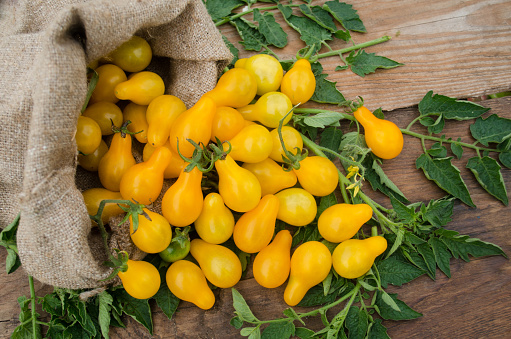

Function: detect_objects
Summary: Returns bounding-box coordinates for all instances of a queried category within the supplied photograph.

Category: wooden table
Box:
[1,0,510,338]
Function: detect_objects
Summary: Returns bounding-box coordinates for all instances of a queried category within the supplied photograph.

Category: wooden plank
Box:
[219,0,511,111]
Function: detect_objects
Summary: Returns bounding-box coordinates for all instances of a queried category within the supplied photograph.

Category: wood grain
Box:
[1,0,511,338]
[220,0,511,111]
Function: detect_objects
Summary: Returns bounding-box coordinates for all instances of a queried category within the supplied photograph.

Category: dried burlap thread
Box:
[0,0,232,289]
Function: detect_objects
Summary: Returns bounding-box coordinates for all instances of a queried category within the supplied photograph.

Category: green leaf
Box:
[416,243,436,279]
[450,138,464,159]
[377,255,425,288]
[261,321,295,339]
[346,50,403,77]
[205,0,244,22]
[365,158,409,204]
[279,5,332,50]
[323,0,366,32]
[390,197,415,223]
[253,9,287,48]
[500,151,511,169]
[429,237,452,278]
[295,327,316,339]
[319,127,343,160]
[436,229,507,261]
[240,326,261,339]
[416,154,475,207]
[40,292,64,317]
[470,114,511,146]
[6,248,21,274]
[303,112,344,128]
[233,18,267,52]
[97,291,113,339]
[345,306,369,339]
[291,224,322,247]
[380,291,401,312]
[299,5,337,31]
[222,35,239,67]
[232,288,259,323]
[317,193,338,219]
[423,198,454,228]
[375,293,422,320]
[153,267,180,320]
[297,284,338,307]
[310,72,346,105]
[466,156,508,205]
[1,212,20,242]
[418,91,490,120]
[230,316,244,329]
[111,289,153,335]
[427,142,447,158]
[368,319,391,339]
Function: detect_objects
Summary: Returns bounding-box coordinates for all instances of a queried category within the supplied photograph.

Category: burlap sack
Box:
[0,0,232,289]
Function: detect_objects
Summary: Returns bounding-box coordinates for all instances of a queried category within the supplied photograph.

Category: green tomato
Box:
[159,227,191,263]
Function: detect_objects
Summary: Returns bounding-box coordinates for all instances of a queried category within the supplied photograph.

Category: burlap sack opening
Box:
[0,0,232,289]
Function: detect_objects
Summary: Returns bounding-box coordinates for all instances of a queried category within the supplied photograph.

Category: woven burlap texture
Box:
[0,0,232,289]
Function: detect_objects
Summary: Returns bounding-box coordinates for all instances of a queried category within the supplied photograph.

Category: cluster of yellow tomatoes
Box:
[76,35,390,309]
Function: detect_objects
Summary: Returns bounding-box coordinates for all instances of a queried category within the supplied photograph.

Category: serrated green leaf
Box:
[303,112,343,128]
[6,248,21,274]
[345,306,369,339]
[232,289,259,323]
[377,255,425,288]
[153,266,180,320]
[297,284,338,307]
[97,291,113,339]
[319,127,343,160]
[427,142,447,158]
[222,35,239,67]
[390,197,415,223]
[500,151,511,169]
[1,212,20,242]
[323,0,366,32]
[205,0,244,22]
[466,156,508,205]
[241,326,261,339]
[436,229,507,261]
[427,115,445,134]
[253,9,287,48]
[291,224,322,247]
[261,322,295,339]
[334,29,351,42]
[418,91,490,120]
[295,327,315,339]
[335,65,350,71]
[279,5,332,51]
[368,319,390,339]
[416,154,475,207]
[232,18,267,52]
[299,5,337,31]
[451,138,464,159]
[346,50,403,77]
[470,114,511,146]
[230,316,244,329]
[375,293,422,320]
[111,289,153,335]
[368,159,408,203]
[429,237,452,278]
[310,73,346,105]
[416,242,436,279]
[423,198,454,228]
[380,291,401,312]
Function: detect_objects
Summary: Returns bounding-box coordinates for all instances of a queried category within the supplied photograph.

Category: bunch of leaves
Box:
[208,0,402,77]
[5,252,181,339]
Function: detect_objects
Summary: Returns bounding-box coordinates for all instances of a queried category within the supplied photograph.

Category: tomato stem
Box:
[401,127,502,153]
[214,4,302,27]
